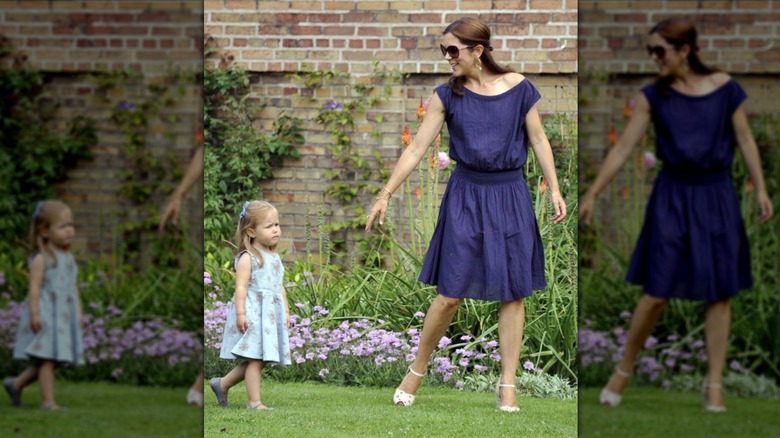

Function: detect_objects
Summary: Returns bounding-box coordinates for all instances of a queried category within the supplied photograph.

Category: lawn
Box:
[0,381,202,438]
[204,380,577,437]
[579,386,780,437]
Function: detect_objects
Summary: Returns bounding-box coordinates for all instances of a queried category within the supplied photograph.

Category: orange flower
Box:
[540,176,547,194]
[746,176,754,193]
[623,99,633,120]
[415,185,422,200]
[608,126,618,146]
[417,96,427,120]
[195,126,204,145]
[401,126,411,147]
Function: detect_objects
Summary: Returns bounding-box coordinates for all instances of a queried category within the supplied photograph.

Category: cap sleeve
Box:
[435,83,452,116]
[520,80,542,116]
[727,79,747,115]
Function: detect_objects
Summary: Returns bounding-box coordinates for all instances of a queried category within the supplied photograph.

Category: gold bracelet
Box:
[376,186,392,200]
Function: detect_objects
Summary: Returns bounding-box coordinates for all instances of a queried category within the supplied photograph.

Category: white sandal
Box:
[599,367,631,407]
[393,366,425,407]
[495,381,520,412]
[702,381,727,413]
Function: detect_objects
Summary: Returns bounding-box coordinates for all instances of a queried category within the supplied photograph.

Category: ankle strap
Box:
[499,384,516,388]
[704,382,722,389]
[408,366,426,378]
[614,367,631,378]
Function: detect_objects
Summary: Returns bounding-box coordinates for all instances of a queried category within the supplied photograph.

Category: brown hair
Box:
[650,17,719,97]
[29,200,71,267]
[234,200,278,268]
[444,17,515,96]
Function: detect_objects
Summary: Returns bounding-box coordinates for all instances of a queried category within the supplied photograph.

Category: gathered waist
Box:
[452,165,524,185]
[659,166,730,184]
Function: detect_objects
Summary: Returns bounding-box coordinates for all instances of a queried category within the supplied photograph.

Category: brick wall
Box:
[1,0,203,258]
[579,0,780,254]
[204,0,578,258]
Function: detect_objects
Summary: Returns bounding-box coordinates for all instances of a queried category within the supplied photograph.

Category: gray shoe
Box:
[209,378,229,407]
[3,378,20,407]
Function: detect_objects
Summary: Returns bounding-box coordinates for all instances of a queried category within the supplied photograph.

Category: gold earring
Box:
[476,58,483,72]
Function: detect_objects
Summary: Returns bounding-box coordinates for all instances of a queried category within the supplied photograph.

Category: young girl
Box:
[209,200,291,410]
[3,200,84,410]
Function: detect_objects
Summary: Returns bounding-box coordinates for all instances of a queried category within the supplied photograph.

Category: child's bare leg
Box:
[220,361,249,395]
[245,360,265,406]
[14,364,41,392]
[38,361,56,407]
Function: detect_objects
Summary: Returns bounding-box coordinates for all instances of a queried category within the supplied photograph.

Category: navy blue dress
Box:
[626,79,751,301]
[418,79,546,301]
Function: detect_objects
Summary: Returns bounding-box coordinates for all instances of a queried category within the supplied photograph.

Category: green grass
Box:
[579,387,780,437]
[204,380,576,437]
[0,381,202,438]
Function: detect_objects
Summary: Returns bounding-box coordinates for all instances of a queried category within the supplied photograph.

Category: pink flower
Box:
[437,152,450,170]
[644,151,657,169]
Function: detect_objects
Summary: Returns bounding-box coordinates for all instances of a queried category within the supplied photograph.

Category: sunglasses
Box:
[440,44,476,59]
[646,45,667,59]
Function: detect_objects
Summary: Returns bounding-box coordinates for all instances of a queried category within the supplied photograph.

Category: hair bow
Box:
[33,201,43,219]
[240,201,250,219]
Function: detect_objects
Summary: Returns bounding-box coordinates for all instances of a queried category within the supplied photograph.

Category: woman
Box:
[365,17,567,412]
[579,17,773,412]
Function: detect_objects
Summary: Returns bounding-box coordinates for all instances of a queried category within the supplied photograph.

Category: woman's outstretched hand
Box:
[578,192,595,226]
[365,198,388,232]
[758,190,774,224]
[551,191,568,224]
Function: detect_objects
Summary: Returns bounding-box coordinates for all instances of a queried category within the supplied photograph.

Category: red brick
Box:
[308,13,341,22]
[292,26,323,35]
[343,13,375,22]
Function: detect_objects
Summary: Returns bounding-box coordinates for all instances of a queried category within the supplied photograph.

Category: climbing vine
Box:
[290,61,406,267]
[0,34,97,252]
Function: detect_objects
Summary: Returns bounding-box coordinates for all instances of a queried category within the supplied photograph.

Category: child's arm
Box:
[27,254,45,333]
[75,285,84,328]
[282,285,290,329]
[234,253,252,333]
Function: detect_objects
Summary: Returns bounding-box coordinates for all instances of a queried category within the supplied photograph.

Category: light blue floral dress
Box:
[13,251,84,365]
[219,250,291,364]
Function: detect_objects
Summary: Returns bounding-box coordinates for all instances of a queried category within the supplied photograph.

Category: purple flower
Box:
[323,101,343,110]
[413,311,425,318]
[729,360,742,372]
[523,360,535,371]
[295,302,305,309]
[437,336,451,349]
[455,381,464,390]
[117,101,136,111]
[620,311,632,319]
[204,272,212,285]
[0,272,5,285]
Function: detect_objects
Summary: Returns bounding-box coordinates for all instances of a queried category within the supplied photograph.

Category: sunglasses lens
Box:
[647,46,666,59]
[440,45,461,58]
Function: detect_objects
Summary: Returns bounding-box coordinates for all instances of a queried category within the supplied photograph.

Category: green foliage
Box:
[203,57,303,254]
[0,37,97,250]
[289,61,406,266]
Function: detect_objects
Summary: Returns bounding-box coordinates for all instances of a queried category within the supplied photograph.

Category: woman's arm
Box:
[365,92,447,231]
[27,254,45,333]
[579,92,652,225]
[733,105,774,223]
[234,253,251,333]
[159,145,204,233]
[525,105,567,224]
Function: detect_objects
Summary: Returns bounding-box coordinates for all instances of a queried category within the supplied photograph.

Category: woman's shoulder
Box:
[501,72,526,87]
[707,72,732,88]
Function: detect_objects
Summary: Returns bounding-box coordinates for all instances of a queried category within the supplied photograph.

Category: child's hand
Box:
[237,314,248,333]
[30,315,42,333]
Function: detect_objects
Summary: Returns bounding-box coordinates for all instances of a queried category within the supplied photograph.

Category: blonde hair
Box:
[29,200,72,267]
[234,200,278,268]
